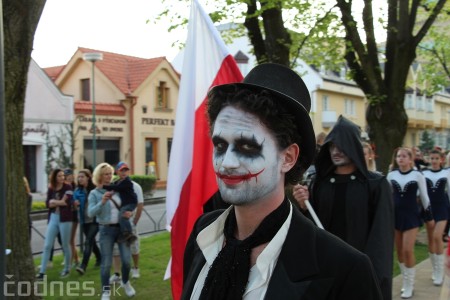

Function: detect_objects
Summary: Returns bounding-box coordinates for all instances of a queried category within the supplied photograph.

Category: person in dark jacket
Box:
[294,115,394,300]
[75,169,101,275]
[182,63,382,300]
[36,168,74,280]
[103,162,138,244]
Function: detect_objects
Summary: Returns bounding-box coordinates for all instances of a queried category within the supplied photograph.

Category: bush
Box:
[112,175,157,194]
[130,175,157,193]
[32,201,46,211]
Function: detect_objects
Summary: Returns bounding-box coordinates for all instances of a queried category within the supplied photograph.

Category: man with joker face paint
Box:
[181,63,382,300]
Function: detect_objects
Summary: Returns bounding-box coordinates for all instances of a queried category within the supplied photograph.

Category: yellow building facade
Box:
[46,47,180,186]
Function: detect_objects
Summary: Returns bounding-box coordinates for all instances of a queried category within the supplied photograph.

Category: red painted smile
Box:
[216,169,265,185]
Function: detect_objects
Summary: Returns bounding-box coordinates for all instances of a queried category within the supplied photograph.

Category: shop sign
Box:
[77,116,125,133]
[141,118,175,126]
[23,124,48,136]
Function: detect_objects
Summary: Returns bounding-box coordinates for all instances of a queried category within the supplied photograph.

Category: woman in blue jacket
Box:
[88,163,136,300]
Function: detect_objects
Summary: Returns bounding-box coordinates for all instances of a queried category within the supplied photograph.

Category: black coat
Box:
[310,115,394,300]
[182,207,382,300]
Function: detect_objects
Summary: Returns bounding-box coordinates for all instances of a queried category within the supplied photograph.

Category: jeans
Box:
[119,203,137,236]
[99,224,131,292]
[39,213,72,274]
[80,222,101,267]
[49,233,62,262]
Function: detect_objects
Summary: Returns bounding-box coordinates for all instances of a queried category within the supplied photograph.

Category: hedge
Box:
[111,174,157,194]
[129,175,157,194]
[32,202,47,211]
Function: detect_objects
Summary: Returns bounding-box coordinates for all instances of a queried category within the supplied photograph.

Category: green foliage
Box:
[111,175,157,194]
[156,0,344,68]
[419,130,435,152]
[31,201,46,211]
[416,3,450,94]
[366,94,388,106]
[130,175,157,194]
[45,124,74,174]
[45,126,54,176]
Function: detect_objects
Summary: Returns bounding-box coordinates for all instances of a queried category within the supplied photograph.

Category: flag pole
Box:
[304,200,324,229]
[166,0,243,298]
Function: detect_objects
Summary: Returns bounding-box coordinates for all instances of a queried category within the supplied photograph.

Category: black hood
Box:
[315,115,369,179]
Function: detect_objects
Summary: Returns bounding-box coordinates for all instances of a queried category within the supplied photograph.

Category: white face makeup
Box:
[329,143,351,166]
[212,106,283,206]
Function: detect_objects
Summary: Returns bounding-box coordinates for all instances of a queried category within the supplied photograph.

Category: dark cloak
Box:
[309,115,394,300]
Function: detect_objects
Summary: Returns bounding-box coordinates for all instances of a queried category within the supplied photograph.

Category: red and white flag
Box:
[165,0,243,299]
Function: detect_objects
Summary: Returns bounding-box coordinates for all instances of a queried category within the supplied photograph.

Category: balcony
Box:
[322,111,337,128]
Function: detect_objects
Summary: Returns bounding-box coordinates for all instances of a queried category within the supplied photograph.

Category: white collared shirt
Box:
[190,202,293,300]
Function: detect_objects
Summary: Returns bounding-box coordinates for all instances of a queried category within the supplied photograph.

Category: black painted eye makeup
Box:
[212,133,264,159]
[234,135,263,158]
[212,136,228,156]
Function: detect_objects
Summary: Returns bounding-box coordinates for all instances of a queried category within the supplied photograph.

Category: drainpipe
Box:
[129,96,137,172]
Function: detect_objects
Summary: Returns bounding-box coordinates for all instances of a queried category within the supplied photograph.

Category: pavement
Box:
[392,258,446,299]
[392,230,448,299]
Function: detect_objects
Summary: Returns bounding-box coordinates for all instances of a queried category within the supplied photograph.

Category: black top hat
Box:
[209,63,316,171]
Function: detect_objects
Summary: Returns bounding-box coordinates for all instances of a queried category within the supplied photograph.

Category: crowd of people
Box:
[293,129,450,299]
[30,62,450,300]
[35,162,143,300]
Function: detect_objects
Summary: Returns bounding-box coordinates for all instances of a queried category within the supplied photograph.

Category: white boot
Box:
[433,254,445,286]
[398,262,406,292]
[401,267,415,299]
[430,252,436,281]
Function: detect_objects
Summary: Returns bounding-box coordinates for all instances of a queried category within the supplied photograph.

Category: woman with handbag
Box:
[88,163,136,300]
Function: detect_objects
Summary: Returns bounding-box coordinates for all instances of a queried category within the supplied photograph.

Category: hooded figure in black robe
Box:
[309,115,394,300]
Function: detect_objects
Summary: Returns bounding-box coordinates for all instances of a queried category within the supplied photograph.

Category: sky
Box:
[32,0,386,69]
[32,0,189,68]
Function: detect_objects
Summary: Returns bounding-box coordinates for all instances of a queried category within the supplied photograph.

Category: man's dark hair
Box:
[207,85,303,185]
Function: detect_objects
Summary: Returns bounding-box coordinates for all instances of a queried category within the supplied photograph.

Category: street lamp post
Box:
[83,53,103,168]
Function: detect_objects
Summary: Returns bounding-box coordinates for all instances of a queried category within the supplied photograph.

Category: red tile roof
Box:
[78,47,166,95]
[74,101,126,116]
[44,65,65,81]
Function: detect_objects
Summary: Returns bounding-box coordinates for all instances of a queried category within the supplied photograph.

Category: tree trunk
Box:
[4,0,46,298]
[244,0,291,67]
[366,95,408,173]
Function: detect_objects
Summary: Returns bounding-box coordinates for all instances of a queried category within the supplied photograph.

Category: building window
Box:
[416,95,424,110]
[405,94,413,109]
[81,78,90,101]
[145,138,159,177]
[344,98,355,116]
[156,81,169,109]
[425,97,433,112]
[322,95,329,111]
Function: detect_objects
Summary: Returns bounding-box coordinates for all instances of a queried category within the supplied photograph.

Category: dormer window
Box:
[156,81,169,109]
[81,78,90,101]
